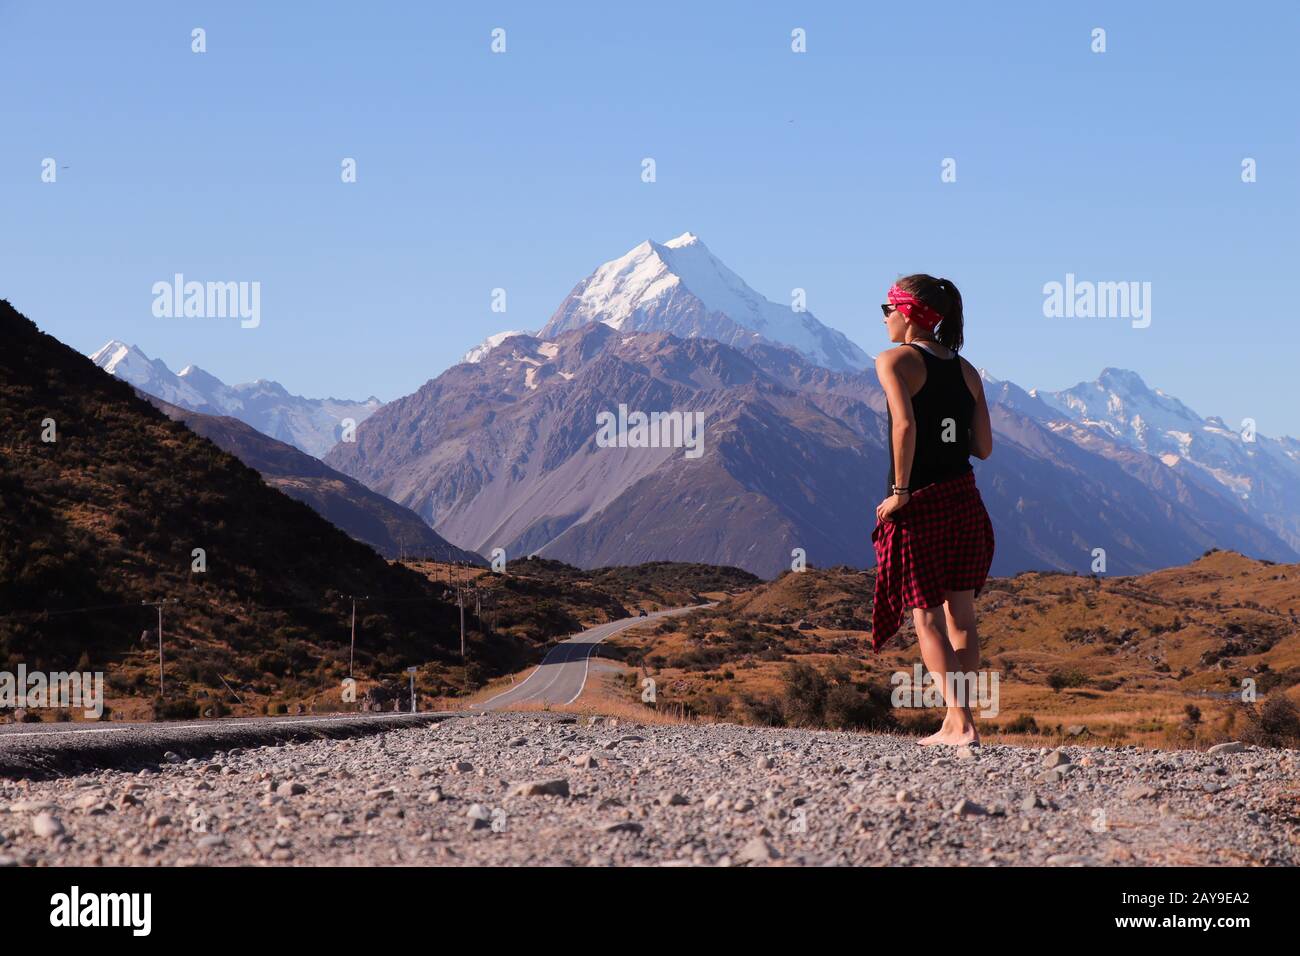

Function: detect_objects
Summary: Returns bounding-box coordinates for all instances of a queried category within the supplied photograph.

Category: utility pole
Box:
[142,598,178,695]
[347,595,368,678]
[457,572,466,661]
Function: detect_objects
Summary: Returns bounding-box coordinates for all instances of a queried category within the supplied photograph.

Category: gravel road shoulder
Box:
[1,713,1294,866]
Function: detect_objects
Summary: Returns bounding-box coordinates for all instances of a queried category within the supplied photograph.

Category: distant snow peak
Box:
[1023,366,1300,550]
[462,330,532,364]
[90,339,133,366]
[540,232,870,373]
[88,339,381,458]
[663,231,701,249]
[1097,367,1149,392]
[90,341,153,377]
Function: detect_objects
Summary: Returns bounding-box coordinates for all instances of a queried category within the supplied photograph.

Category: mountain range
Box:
[1027,371,1300,554]
[90,341,382,458]
[324,233,1299,578]
[84,232,1300,580]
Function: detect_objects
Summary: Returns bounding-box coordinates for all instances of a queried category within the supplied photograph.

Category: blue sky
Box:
[3,1,1298,433]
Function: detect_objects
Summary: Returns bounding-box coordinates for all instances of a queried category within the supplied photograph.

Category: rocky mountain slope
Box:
[144,396,482,564]
[327,324,884,576]
[84,231,1293,583]
[326,320,1295,578]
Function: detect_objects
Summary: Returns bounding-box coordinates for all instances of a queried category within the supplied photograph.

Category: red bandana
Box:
[887,285,944,332]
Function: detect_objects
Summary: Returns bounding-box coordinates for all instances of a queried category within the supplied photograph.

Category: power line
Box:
[141,597,178,695]
[1,588,468,620]
[0,599,159,621]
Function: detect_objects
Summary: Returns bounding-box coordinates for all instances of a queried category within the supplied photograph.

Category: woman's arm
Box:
[876,349,917,488]
[963,360,993,460]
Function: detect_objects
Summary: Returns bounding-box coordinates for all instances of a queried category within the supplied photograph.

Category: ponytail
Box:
[898,274,965,352]
[933,277,964,352]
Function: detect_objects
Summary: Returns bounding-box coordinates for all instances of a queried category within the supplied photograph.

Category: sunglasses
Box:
[880,303,899,317]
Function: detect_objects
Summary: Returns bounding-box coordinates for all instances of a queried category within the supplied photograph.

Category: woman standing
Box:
[870,275,995,746]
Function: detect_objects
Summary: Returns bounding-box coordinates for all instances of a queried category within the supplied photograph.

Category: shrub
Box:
[1239,696,1300,749]
[736,693,784,727]
[152,696,200,721]
[780,662,827,727]
[1003,713,1040,735]
[1047,669,1088,693]
[823,683,896,731]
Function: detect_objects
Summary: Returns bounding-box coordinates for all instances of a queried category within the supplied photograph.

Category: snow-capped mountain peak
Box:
[1019,367,1300,552]
[663,231,701,249]
[1034,368,1205,439]
[539,233,871,372]
[89,339,131,365]
[89,340,382,458]
[91,340,216,411]
[462,330,533,364]
[176,364,228,394]
[91,340,151,376]
[1096,366,1149,392]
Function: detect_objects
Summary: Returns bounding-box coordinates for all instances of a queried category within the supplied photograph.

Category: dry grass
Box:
[602,551,1300,747]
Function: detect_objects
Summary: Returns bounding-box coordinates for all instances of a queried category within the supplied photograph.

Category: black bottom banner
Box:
[0,864,1280,941]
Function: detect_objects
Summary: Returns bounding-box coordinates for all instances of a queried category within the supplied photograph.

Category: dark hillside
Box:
[0,301,524,715]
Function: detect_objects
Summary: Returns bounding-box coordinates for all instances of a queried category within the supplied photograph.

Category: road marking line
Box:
[0,713,446,740]
[564,607,695,705]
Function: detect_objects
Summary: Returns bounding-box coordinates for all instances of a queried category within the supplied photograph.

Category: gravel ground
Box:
[0,712,1295,866]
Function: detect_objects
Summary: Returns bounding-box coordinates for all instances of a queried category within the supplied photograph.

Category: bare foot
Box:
[939,725,979,747]
[917,721,979,747]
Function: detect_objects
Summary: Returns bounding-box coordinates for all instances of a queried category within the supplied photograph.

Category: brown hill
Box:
[604,550,1300,747]
[0,301,523,719]
[145,395,483,563]
[407,556,758,655]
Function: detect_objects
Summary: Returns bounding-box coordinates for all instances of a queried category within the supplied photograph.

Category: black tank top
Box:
[886,343,975,494]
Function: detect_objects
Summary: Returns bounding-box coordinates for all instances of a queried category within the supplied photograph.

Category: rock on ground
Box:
[0,714,1294,867]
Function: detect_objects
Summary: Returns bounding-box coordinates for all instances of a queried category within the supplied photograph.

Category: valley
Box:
[599,550,1300,750]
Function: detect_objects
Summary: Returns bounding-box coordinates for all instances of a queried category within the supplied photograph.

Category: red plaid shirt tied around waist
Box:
[869,470,995,651]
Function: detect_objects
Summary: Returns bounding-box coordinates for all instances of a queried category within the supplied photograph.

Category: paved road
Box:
[0,606,706,773]
[0,712,450,779]
[0,711,444,739]
[473,606,704,711]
